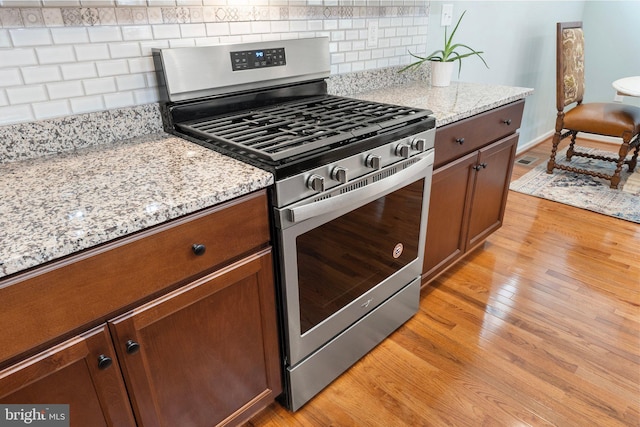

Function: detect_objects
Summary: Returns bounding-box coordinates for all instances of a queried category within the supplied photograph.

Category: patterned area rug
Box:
[510,146,640,223]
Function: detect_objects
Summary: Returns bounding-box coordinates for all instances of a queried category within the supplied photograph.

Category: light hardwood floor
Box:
[246,138,640,427]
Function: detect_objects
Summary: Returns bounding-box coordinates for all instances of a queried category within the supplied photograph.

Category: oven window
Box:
[296,179,424,334]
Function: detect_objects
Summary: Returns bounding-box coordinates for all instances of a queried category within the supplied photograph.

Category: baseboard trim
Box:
[516,130,553,155]
[517,130,620,155]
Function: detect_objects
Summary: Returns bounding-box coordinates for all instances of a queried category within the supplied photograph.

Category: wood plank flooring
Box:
[246,138,640,427]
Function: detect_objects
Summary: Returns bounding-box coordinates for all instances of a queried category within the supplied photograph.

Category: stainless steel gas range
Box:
[153,37,435,411]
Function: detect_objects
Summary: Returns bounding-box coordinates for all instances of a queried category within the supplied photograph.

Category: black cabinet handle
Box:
[473,163,488,171]
[192,244,206,256]
[503,119,512,125]
[126,340,140,354]
[455,137,465,145]
[97,354,113,370]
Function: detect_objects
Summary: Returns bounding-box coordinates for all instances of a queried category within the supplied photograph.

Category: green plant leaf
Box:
[399,9,489,75]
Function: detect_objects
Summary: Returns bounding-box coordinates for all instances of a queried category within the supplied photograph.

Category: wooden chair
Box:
[547,21,640,189]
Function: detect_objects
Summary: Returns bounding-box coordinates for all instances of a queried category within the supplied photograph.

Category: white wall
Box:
[427,1,588,149]
[428,1,640,149]
[583,0,640,107]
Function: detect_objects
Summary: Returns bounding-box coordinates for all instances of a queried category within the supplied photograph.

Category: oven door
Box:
[274,150,433,367]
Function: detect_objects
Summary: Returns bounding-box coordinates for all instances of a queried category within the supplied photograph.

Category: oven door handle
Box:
[285,153,433,224]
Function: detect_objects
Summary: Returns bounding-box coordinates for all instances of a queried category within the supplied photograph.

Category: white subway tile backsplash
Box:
[61,62,97,80]
[6,84,48,104]
[70,94,104,113]
[143,71,156,87]
[0,69,23,87]
[179,23,205,38]
[0,29,11,47]
[21,65,62,84]
[108,41,141,58]
[138,39,168,55]
[50,27,89,44]
[103,91,135,109]
[47,80,84,99]
[151,23,180,39]
[127,56,153,73]
[116,0,147,5]
[269,20,289,33]
[0,3,430,127]
[0,104,33,125]
[9,28,52,47]
[32,99,71,119]
[229,22,251,35]
[205,22,228,37]
[115,73,145,90]
[2,48,38,67]
[74,43,109,61]
[96,58,129,76]
[35,45,76,64]
[250,21,270,34]
[122,25,153,40]
[168,38,194,48]
[87,25,122,42]
[83,76,116,94]
[133,87,157,104]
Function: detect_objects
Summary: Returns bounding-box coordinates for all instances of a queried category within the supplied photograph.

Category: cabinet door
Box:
[466,133,518,249]
[109,249,281,427]
[0,326,136,427]
[422,151,478,281]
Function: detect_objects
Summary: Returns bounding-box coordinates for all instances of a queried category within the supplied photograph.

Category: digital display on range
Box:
[230,47,286,71]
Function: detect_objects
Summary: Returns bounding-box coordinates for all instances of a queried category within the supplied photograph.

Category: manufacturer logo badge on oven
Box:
[393,243,404,259]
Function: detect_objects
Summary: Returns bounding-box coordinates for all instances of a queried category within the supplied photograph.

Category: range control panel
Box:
[231,47,286,71]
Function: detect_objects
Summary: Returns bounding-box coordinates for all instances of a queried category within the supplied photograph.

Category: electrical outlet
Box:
[367,21,379,47]
[613,94,624,102]
[441,4,453,26]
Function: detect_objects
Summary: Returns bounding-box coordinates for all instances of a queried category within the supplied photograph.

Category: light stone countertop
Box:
[0,133,273,279]
[349,81,533,126]
[0,78,532,280]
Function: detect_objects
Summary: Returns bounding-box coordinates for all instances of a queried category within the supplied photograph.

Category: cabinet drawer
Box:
[434,100,524,169]
[0,190,270,366]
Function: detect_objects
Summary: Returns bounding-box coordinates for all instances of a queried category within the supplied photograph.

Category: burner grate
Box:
[177,95,431,161]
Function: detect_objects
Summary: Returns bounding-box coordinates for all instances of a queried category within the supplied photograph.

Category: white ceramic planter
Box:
[431,61,454,87]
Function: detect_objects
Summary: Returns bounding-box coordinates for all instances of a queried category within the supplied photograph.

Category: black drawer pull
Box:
[97,354,113,370]
[192,244,206,256]
[126,340,140,354]
[473,163,488,171]
[503,119,512,125]
[455,138,465,145]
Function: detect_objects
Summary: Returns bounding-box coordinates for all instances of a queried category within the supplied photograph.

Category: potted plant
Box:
[400,10,488,87]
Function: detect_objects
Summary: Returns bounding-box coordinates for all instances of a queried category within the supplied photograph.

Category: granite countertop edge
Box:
[0,133,274,280]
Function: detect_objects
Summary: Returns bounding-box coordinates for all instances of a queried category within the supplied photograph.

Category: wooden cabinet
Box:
[0,190,281,427]
[422,101,524,283]
[109,250,280,427]
[0,326,136,427]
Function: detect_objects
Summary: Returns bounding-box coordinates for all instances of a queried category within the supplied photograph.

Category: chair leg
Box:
[610,140,631,189]
[566,131,577,160]
[628,139,639,173]
[547,131,563,174]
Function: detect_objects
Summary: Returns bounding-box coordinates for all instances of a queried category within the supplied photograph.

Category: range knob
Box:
[365,154,382,170]
[395,144,410,158]
[411,138,426,151]
[331,166,348,184]
[307,174,325,192]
